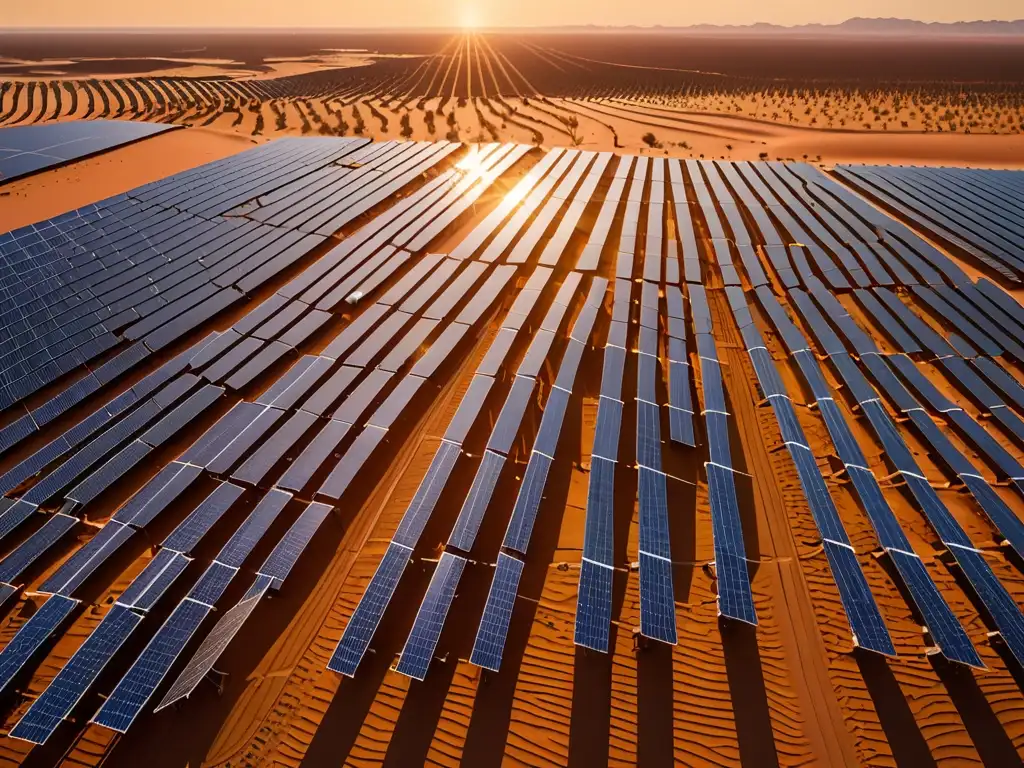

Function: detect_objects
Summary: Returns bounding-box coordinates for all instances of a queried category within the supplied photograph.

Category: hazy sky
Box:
[6,0,1022,28]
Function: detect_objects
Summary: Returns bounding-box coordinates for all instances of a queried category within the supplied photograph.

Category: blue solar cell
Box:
[787,444,848,544]
[188,562,238,607]
[583,457,616,565]
[258,501,332,589]
[443,375,493,446]
[277,419,351,493]
[179,401,264,467]
[207,406,286,476]
[706,464,757,624]
[469,553,525,672]
[668,360,692,413]
[318,424,389,500]
[820,541,895,656]
[0,499,39,545]
[573,558,614,652]
[486,376,535,456]
[117,549,191,611]
[705,411,732,467]
[395,552,468,680]
[668,406,695,447]
[10,604,142,745]
[115,461,203,528]
[0,594,79,696]
[885,549,982,668]
[0,513,78,584]
[393,440,462,548]
[534,387,569,457]
[502,451,554,555]
[606,320,628,349]
[232,410,318,487]
[327,541,412,676]
[817,399,865,466]
[949,544,1024,668]
[770,397,805,447]
[448,450,504,553]
[592,397,623,461]
[66,439,152,507]
[600,345,626,400]
[701,359,728,414]
[638,466,671,559]
[161,482,245,555]
[635,400,662,470]
[638,552,677,644]
[40,520,135,596]
[217,488,292,568]
[92,598,212,733]
[141,384,224,448]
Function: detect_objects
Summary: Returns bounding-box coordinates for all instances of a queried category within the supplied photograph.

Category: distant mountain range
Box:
[560,18,1024,36]
[7,18,1024,36]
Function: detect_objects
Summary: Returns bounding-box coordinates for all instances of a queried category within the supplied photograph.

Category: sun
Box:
[459,4,481,30]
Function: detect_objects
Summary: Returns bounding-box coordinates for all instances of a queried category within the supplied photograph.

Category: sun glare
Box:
[459,4,481,30]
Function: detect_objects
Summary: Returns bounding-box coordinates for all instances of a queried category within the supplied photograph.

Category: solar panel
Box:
[573,558,614,652]
[502,451,554,555]
[141,384,224,448]
[592,397,623,462]
[318,424,389,500]
[392,440,462,548]
[161,482,245,555]
[153,574,274,714]
[180,401,264,467]
[600,345,626,400]
[300,365,360,416]
[395,552,468,680]
[40,520,135,596]
[469,552,525,672]
[216,488,292,568]
[117,549,191,611]
[230,410,315,486]
[0,499,39,545]
[638,552,677,644]
[517,329,555,379]
[92,598,212,733]
[817,399,865,466]
[706,463,757,625]
[843,465,913,551]
[787,444,848,544]
[885,549,982,668]
[10,604,142,745]
[486,376,535,456]
[636,399,662,469]
[410,321,472,379]
[958,474,1024,560]
[277,419,351,493]
[66,439,152,507]
[327,541,412,676]
[534,386,570,457]
[206,406,286,476]
[0,513,78,584]
[606,320,628,349]
[445,453,505,555]
[701,359,728,414]
[258,501,332,589]
[443,375,494,446]
[949,544,1024,668]
[333,368,394,424]
[367,375,428,430]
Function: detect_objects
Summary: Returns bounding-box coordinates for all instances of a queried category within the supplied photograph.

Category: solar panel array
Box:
[1,130,1023,759]
[0,120,177,184]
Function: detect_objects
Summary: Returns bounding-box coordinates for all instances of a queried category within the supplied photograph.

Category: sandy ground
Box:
[0,35,1022,768]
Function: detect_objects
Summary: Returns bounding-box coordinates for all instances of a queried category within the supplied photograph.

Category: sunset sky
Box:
[6,0,1022,29]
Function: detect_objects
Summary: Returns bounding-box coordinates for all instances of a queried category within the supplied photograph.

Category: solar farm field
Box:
[2,31,1023,168]
[0,128,1022,767]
